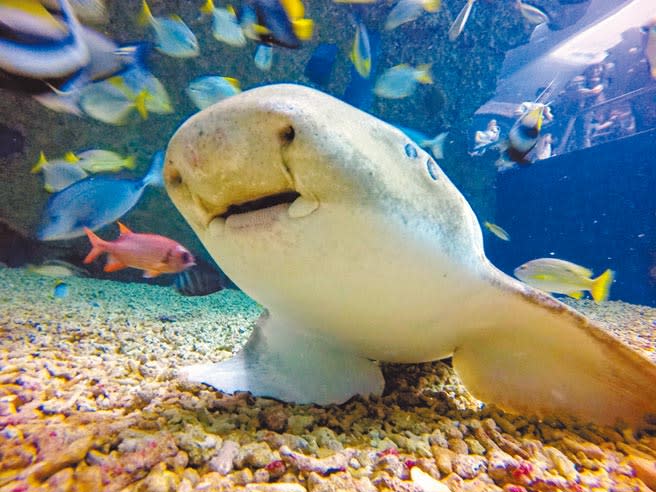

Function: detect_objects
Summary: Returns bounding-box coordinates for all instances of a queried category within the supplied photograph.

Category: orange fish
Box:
[84,222,195,278]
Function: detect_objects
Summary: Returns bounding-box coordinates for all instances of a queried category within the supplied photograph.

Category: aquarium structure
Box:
[0,0,656,491]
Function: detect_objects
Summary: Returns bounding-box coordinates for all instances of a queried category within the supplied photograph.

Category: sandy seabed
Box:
[0,266,655,492]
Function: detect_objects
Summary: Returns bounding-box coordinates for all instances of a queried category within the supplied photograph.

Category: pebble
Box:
[209,440,240,475]
[1,268,655,492]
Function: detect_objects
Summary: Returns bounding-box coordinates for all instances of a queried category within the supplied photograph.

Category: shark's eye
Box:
[426,158,439,180]
[279,125,295,145]
[404,143,418,158]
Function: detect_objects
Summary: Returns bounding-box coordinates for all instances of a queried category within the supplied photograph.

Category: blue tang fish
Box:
[38,151,165,241]
[304,43,337,87]
[343,29,380,111]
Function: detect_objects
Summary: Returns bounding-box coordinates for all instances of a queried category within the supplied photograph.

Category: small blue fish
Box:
[201,0,247,47]
[254,44,273,71]
[186,76,241,110]
[38,150,165,241]
[139,0,199,58]
[304,43,337,87]
[374,63,433,99]
[53,279,70,298]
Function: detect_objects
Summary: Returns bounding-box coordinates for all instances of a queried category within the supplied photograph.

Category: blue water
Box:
[1,0,655,307]
[489,129,656,306]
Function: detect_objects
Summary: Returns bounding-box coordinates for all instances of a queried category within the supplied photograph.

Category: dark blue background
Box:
[486,129,656,306]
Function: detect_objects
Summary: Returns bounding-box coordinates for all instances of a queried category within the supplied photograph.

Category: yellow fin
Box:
[138,0,153,26]
[422,0,441,13]
[134,91,149,120]
[200,0,214,14]
[226,4,237,16]
[31,151,48,173]
[64,151,79,163]
[44,184,54,193]
[415,64,433,84]
[253,24,271,35]
[568,291,583,300]
[225,77,241,90]
[292,18,313,40]
[280,0,304,19]
[123,155,137,170]
[169,14,183,22]
[590,269,614,303]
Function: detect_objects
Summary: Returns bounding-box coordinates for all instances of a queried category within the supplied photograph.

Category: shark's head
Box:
[164,84,483,344]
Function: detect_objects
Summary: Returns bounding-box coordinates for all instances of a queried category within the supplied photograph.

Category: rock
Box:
[245,483,308,492]
[138,462,180,492]
[209,440,240,475]
[259,405,288,433]
[29,434,94,482]
[280,446,355,475]
[544,446,578,482]
[451,454,487,479]
[628,455,656,490]
[431,446,456,475]
[234,441,277,469]
[307,471,377,492]
[287,415,315,434]
[410,467,450,492]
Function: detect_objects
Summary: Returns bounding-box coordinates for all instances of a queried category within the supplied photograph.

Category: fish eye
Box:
[279,125,295,145]
[181,252,190,263]
[404,143,418,158]
[426,158,439,180]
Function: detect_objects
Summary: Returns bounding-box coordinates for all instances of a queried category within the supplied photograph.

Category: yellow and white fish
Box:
[374,64,432,99]
[384,0,441,31]
[79,76,149,125]
[448,0,475,41]
[71,149,137,173]
[514,258,614,303]
[31,151,88,192]
[138,0,199,58]
[483,221,510,241]
[200,0,246,47]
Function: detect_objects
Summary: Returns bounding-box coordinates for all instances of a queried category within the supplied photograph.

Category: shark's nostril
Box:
[279,125,295,145]
[165,165,183,187]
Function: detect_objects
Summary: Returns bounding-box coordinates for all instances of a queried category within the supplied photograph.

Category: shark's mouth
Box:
[218,191,301,220]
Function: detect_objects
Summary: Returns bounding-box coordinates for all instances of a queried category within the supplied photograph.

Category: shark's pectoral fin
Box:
[181,312,384,405]
[452,289,656,427]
